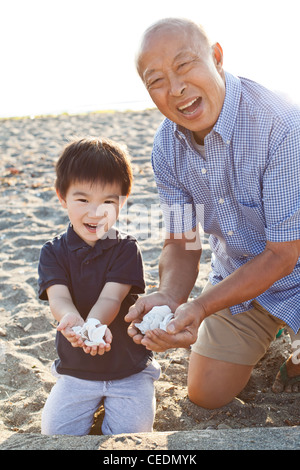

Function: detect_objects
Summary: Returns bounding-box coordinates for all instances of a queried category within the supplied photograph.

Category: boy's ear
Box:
[56,189,67,208]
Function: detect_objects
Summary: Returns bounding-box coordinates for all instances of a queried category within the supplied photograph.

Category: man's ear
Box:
[212,42,224,68]
[56,189,67,208]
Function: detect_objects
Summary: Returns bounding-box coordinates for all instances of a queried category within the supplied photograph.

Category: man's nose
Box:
[168,73,186,97]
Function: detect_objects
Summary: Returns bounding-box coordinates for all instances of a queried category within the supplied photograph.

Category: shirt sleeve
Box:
[263,126,300,242]
[151,132,197,233]
[105,237,145,294]
[38,241,69,300]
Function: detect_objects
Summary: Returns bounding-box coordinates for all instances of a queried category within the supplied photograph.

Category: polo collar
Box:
[66,223,120,254]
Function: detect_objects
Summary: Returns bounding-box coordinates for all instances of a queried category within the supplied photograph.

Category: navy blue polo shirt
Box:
[38,224,152,381]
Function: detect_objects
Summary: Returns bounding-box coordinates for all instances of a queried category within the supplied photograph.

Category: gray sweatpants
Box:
[41,360,161,436]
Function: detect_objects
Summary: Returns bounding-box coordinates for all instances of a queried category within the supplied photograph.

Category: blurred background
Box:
[0,0,299,118]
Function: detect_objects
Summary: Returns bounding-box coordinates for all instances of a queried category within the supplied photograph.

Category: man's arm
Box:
[197,239,300,317]
[158,229,202,307]
[143,238,300,352]
[125,228,202,347]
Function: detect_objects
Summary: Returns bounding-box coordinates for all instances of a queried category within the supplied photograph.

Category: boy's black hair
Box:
[55,137,133,198]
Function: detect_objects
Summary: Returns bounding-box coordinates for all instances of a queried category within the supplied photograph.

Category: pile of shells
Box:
[135,305,174,334]
[72,318,107,346]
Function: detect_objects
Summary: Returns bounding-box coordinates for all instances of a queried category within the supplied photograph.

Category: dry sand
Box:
[0,109,299,448]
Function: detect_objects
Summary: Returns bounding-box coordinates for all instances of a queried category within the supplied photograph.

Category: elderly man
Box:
[126,18,300,408]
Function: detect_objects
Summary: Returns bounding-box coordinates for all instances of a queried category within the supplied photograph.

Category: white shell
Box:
[86,318,101,328]
[72,320,107,346]
[89,324,107,345]
[159,312,175,331]
[135,305,174,334]
[72,325,83,334]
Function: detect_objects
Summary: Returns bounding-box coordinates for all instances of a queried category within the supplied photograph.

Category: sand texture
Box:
[0,109,299,448]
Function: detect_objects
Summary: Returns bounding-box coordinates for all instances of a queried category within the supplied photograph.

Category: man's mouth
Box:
[178,97,202,115]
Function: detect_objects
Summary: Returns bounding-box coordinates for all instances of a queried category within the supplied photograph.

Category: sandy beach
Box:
[0,108,299,448]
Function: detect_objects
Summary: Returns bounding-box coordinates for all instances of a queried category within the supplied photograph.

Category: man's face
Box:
[138,28,226,144]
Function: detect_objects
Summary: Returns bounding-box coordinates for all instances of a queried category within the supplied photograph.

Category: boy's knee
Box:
[41,416,59,436]
[102,414,154,435]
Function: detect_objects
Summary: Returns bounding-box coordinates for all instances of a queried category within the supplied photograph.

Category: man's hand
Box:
[125,291,178,345]
[125,228,203,352]
[142,300,205,351]
[126,294,205,352]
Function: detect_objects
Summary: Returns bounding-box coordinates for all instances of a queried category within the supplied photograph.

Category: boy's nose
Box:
[87,204,99,217]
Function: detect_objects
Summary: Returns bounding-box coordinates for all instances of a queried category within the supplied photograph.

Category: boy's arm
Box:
[46,284,85,348]
[83,282,132,356]
[87,281,132,325]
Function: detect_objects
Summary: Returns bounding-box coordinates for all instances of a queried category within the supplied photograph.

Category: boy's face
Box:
[57,180,126,246]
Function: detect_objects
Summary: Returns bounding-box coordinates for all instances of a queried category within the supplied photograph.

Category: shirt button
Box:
[201,168,207,174]
[227,230,234,236]
[218,198,225,204]
[226,140,230,145]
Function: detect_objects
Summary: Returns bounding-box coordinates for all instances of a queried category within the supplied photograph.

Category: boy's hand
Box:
[83,327,112,356]
[57,312,85,348]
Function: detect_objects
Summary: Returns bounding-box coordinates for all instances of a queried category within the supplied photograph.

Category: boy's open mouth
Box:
[178,97,202,115]
[84,223,98,232]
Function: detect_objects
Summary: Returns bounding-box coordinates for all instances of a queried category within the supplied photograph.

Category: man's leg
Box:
[188,283,284,409]
[188,352,253,409]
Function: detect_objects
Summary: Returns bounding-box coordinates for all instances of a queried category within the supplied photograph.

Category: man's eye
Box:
[148,78,163,89]
[178,61,190,69]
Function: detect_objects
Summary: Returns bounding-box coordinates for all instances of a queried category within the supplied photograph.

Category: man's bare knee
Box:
[188,382,233,409]
[187,352,253,409]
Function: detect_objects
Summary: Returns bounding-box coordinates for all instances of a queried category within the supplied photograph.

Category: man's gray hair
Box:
[135,17,212,75]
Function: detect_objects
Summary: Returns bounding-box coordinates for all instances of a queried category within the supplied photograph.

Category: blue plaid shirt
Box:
[151,72,300,333]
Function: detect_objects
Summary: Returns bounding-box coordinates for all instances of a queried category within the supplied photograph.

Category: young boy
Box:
[38,137,160,436]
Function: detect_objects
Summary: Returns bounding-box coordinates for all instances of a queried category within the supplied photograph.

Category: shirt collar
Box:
[66,223,120,254]
[213,72,241,144]
[173,71,241,145]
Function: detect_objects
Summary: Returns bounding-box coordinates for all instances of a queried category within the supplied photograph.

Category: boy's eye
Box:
[77,198,88,203]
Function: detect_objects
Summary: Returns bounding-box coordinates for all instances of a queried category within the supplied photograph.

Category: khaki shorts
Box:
[191,282,285,366]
